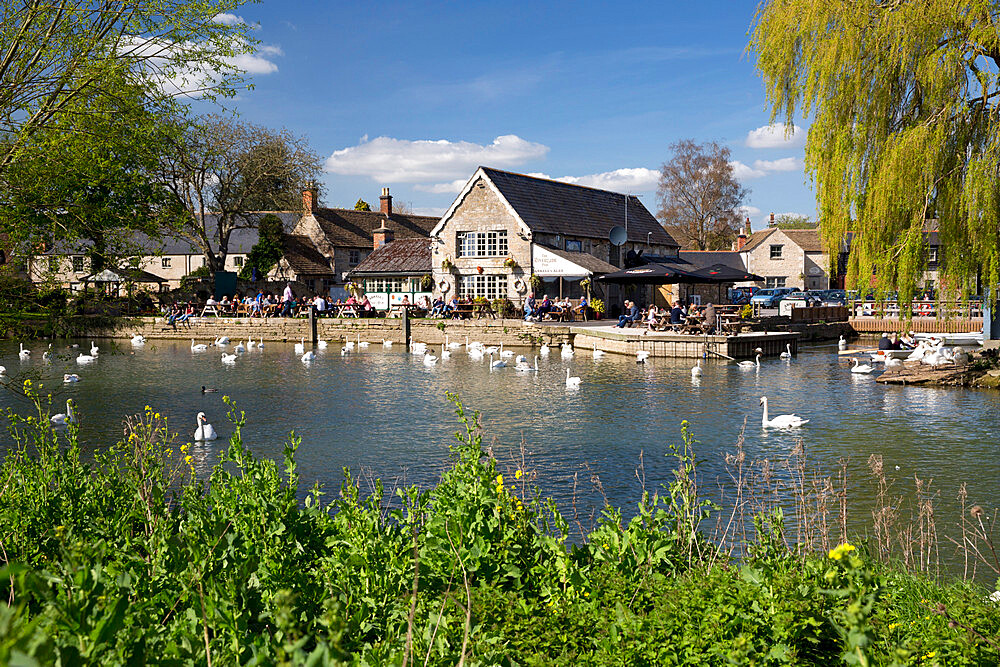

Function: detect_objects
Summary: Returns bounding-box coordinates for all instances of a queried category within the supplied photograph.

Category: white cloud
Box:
[325,134,550,183]
[415,179,468,194]
[212,13,245,26]
[736,205,761,219]
[555,167,659,192]
[729,160,766,180]
[412,207,446,217]
[752,157,802,172]
[745,123,805,149]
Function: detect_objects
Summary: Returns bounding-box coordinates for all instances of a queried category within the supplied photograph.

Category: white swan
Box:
[410,341,426,355]
[540,343,550,356]
[50,400,76,427]
[221,352,237,364]
[499,343,514,359]
[246,336,254,349]
[18,343,30,360]
[565,368,581,388]
[592,344,605,359]
[446,335,461,350]
[317,339,328,350]
[838,335,847,350]
[485,345,499,356]
[636,350,650,363]
[131,334,145,346]
[441,344,451,360]
[759,396,808,429]
[738,354,761,370]
[191,339,208,352]
[850,358,875,374]
[193,412,217,441]
[561,343,574,359]
[885,357,904,370]
[468,346,484,360]
[423,352,438,365]
[0,365,5,375]
[382,339,393,348]
[215,336,230,346]
[779,343,792,359]
[953,347,969,366]
[294,337,305,354]
[489,353,506,369]
[76,353,96,364]
[357,334,369,348]
[234,340,246,354]
[301,350,316,362]
[515,356,539,372]
[691,359,702,377]
[42,344,53,360]
[63,373,80,383]
[340,346,350,356]
[89,341,99,356]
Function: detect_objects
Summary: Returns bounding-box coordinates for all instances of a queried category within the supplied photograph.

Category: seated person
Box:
[313,295,326,312]
[205,295,218,307]
[445,296,459,317]
[702,303,716,334]
[617,300,640,328]
[538,295,553,318]
[361,296,373,313]
[877,333,892,350]
[645,305,660,330]
[669,301,686,325]
[430,297,446,317]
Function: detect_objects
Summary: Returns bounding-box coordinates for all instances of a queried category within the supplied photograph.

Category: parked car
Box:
[779,292,816,308]
[728,286,758,305]
[818,289,847,306]
[750,287,795,307]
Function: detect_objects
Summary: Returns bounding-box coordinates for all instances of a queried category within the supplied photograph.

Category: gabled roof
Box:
[349,238,431,276]
[281,234,333,275]
[439,167,678,247]
[740,228,778,253]
[742,227,825,254]
[311,208,438,248]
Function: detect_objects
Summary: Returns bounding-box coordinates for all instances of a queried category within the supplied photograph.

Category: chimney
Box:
[379,187,392,216]
[768,212,775,227]
[736,218,749,251]
[302,182,318,213]
[373,222,394,250]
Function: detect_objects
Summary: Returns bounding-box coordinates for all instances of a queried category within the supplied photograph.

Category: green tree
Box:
[656,140,750,250]
[0,0,256,173]
[239,213,285,279]
[751,0,1000,299]
[159,115,321,272]
[772,214,816,230]
[354,199,372,211]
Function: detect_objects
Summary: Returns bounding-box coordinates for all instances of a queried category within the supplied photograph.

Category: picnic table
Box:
[388,304,426,318]
[333,303,360,318]
[200,304,221,317]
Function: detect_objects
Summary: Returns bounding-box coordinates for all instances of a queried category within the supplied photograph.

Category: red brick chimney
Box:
[768,212,775,227]
[302,183,318,213]
[373,222,394,250]
[379,187,392,216]
[736,218,750,251]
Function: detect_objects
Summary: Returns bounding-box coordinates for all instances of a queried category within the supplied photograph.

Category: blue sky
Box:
[200,0,814,229]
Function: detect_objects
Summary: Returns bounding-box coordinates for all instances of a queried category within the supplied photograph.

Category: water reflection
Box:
[1,338,998,555]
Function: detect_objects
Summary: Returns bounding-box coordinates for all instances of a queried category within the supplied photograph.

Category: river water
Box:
[2,338,998,555]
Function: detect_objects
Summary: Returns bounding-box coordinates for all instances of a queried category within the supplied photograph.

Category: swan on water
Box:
[301,350,316,362]
[357,334,369,348]
[194,412,217,441]
[423,352,438,365]
[759,396,808,429]
[0,365,5,374]
[592,344,605,359]
[382,339,393,348]
[885,357,904,370]
[446,335,461,350]
[246,336,255,349]
[131,334,146,346]
[215,336,230,346]
[540,343,550,356]
[515,356,539,372]
[18,343,30,360]
[489,353,506,369]
[499,343,514,359]
[90,341,99,356]
[294,338,305,354]
[565,368,581,388]
[779,343,792,359]
[468,346,484,360]
[441,344,451,360]
[838,335,847,350]
[738,354,761,370]
[485,345,499,356]
[317,339,328,350]
[76,353,96,364]
[234,341,246,354]
[42,343,53,360]
[340,346,350,356]
[191,339,208,352]
[63,374,80,383]
[691,359,702,377]
[410,341,426,355]
[221,352,237,364]
[561,343,574,359]
[636,350,650,363]
[850,358,875,374]
[50,400,76,427]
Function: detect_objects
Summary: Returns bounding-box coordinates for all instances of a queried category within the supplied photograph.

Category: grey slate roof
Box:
[481,167,678,247]
[312,209,438,248]
[349,238,432,276]
[282,234,333,275]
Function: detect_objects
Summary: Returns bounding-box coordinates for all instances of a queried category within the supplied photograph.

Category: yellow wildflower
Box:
[185,455,193,464]
[515,469,523,479]
[925,652,936,659]
[828,543,856,560]
[495,474,504,485]
[887,622,900,630]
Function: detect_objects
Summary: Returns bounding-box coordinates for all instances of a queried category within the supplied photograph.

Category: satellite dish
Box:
[609,225,627,246]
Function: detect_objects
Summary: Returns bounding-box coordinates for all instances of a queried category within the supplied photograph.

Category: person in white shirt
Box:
[280,283,294,317]
[313,295,326,312]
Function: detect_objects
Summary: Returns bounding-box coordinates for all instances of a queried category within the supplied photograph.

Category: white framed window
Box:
[769,245,783,259]
[765,276,786,288]
[565,239,582,252]
[457,230,508,257]
[72,256,85,272]
[233,256,244,267]
[458,274,504,300]
[161,257,171,269]
[928,247,938,264]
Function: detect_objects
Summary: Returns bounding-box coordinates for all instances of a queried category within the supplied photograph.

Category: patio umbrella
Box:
[687,263,762,282]
[598,263,702,284]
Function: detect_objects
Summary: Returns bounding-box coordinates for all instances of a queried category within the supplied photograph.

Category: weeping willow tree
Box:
[751,0,1000,303]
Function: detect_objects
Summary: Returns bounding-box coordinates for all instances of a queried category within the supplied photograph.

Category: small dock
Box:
[569,325,798,359]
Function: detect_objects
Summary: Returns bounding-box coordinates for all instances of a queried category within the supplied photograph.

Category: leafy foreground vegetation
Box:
[0,390,998,666]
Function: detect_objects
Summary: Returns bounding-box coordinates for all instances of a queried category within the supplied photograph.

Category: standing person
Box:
[280,282,294,317]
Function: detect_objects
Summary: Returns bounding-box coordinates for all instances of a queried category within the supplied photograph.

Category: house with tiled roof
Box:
[738,222,831,290]
[271,187,439,294]
[346,234,434,309]
[429,167,678,304]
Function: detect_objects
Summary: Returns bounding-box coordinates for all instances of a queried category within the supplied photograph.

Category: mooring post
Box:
[402,307,411,346]
[309,305,317,344]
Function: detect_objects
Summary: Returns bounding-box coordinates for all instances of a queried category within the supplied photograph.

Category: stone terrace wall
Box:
[81,316,573,347]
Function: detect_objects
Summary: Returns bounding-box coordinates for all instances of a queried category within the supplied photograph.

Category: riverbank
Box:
[1,392,997,665]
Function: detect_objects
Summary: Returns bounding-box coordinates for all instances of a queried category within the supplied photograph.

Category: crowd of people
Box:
[522,294,586,321]
[616,299,718,333]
